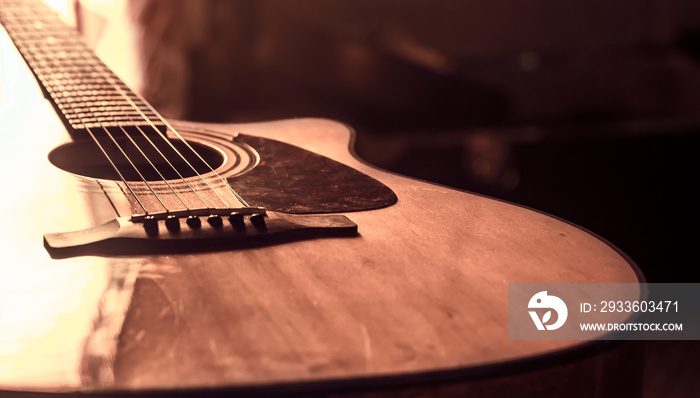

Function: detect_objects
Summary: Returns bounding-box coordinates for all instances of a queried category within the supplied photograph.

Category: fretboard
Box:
[0,0,167,137]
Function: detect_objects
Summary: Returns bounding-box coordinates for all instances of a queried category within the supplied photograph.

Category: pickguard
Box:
[229,134,398,213]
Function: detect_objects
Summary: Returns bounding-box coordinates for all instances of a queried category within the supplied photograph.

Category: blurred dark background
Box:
[77,1,699,395]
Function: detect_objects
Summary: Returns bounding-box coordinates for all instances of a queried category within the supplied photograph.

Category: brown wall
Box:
[113,0,700,126]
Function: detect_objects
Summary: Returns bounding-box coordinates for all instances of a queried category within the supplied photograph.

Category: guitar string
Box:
[7,1,251,216]
[45,70,157,215]
[114,124,196,211]
[72,73,192,217]
[71,99,172,217]
[133,97,251,208]
[118,123,209,210]
[68,51,194,214]
[70,13,242,211]
[76,54,204,213]
[21,4,218,218]
[61,31,195,217]
[88,70,235,211]
[83,126,156,216]
[5,7,166,217]
[72,46,216,213]
[57,72,171,215]
[113,80,250,209]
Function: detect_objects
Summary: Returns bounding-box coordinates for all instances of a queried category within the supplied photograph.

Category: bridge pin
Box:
[186,216,202,229]
[229,213,245,232]
[250,214,267,230]
[143,216,159,236]
[207,215,223,228]
[165,215,180,232]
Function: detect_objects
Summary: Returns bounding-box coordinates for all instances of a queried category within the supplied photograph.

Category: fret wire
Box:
[81,62,224,211]
[47,63,192,213]
[81,54,240,210]
[47,78,168,216]
[45,47,217,211]
[1,1,166,217]
[3,13,168,135]
[1,0,251,215]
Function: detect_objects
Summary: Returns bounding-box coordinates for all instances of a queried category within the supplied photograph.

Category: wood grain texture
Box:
[109,118,641,393]
[0,101,640,398]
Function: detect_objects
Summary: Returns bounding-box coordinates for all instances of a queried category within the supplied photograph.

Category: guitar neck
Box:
[0,0,166,137]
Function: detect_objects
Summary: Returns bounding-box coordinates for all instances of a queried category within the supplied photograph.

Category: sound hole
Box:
[49,137,226,181]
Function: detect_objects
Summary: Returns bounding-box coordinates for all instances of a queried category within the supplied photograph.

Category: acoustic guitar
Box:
[0,0,643,396]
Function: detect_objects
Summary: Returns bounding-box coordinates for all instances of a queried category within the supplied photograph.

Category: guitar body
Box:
[0,7,642,397]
